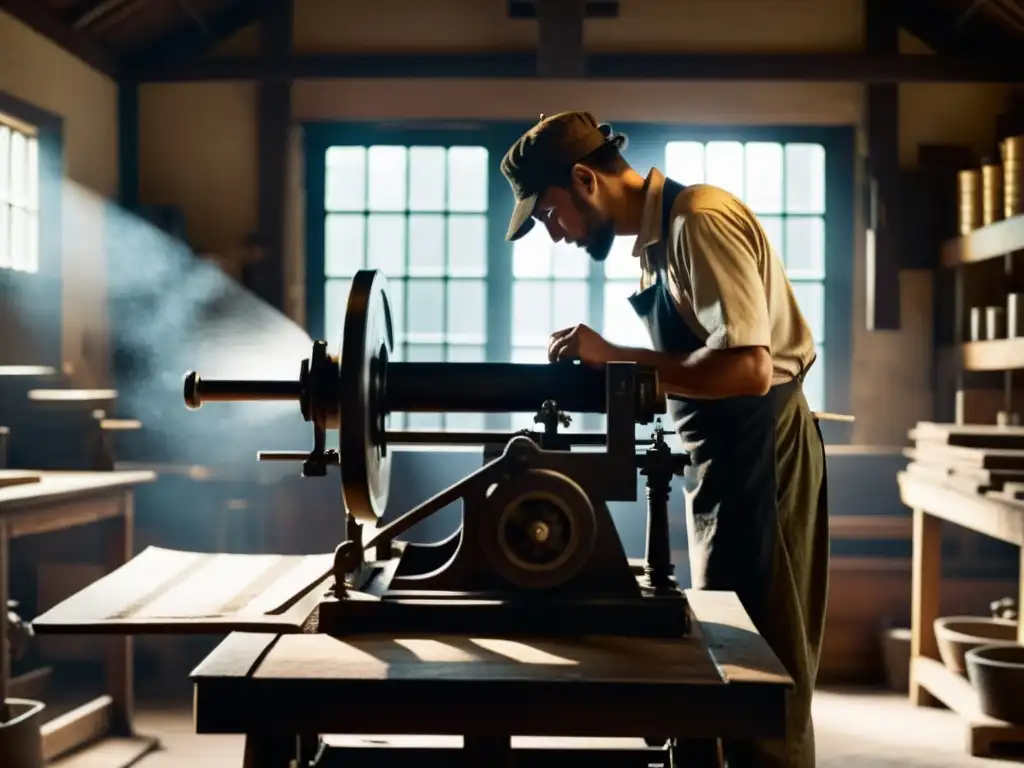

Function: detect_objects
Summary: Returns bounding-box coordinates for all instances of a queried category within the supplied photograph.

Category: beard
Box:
[569,188,616,262]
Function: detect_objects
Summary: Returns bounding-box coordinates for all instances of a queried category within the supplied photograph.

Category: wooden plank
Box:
[31,546,332,633]
[131,52,1024,84]
[899,472,1024,544]
[41,696,111,761]
[941,214,1024,266]
[0,470,41,488]
[684,590,792,687]
[0,0,120,78]
[904,444,1024,470]
[0,471,155,512]
[191,632,282,679]
[909,508,942,706]
[5,495,122,538]
[911,423,1024,449]
[913,657,1024,757]
[959,339,1024,372]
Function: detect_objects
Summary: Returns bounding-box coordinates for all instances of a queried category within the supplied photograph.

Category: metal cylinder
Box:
[385,362,610,413]
[957,169,983,234]
[981,158,1003,226]
[1008,293,1024,338]
[986,306,1005,341]
[1003,136,1023,218]
[970,307,983,342]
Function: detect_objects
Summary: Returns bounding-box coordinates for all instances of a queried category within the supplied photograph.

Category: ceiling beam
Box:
[130,51,1024,84]
[537,0,586,78]
[121,0,267,73]
[508,0,618,17]
[0,0,119,78]
[892,0,1021,57]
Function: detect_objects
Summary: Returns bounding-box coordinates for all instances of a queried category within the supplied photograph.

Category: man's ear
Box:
[571,164,595,196]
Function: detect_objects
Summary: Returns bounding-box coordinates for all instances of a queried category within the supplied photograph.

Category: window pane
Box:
[10,131,26,207]
[406,343,444,361]
[791,281,825,342]
[744,142,783,214]
[803,346,824,413]
[705,141,744,199]
[0,205,9,268]
[603,236,639,279]
[367,213,406,275]
[512,281,553,346]
[447,412,486,431]
[367,146,407,211]
[408,214,445,276]
[26,136,38,211]
[447,279,486,345]
[448,215,487,277]
[324,214,364,276]
[324,278,352,346]
[408,146,445,211]
[511,346,547,364]
[512,225,552,278]
[408,413,444,430]
[10,206,26,270]
[387,278,406,349]
[551,241,590,278]
[785,217,825,280]
[405,279,444,344]
[25,210,37,273]
[665,141,705,186]
[325,146,365,211]
[603,280,652,349]
[447,147,488,212]
[447,344,485,362]
[551,279,588,331]
[759,215,783,256]
[785,143,825,214]
[0,126,9,202]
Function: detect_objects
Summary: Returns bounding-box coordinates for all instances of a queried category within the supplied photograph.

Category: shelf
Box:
[941,214,1024,267]
[959,338,1024,371]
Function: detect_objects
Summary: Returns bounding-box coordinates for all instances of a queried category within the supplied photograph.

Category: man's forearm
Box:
[608,344,773,399]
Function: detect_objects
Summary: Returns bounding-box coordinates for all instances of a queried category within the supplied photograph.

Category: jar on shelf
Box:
[981,157,1004,226]
[1003,135,1023,219]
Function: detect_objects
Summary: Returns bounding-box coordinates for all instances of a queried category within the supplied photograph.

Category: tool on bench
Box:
[182,269,692,637]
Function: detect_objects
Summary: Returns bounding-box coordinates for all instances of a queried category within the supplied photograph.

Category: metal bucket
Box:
[958,169,982,234]
[981,158,1003,225]
[1003,135,1023,218]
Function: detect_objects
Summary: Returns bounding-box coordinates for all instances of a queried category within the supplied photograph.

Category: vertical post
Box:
[1,524,9,723]
[104,492,134,733]
[909,507,942,706]
[641,428,675,593]
[536,0,586,78]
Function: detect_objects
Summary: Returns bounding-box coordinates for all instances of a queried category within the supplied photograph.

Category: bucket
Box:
[1003,136,1023,218]
[957,169,982,234]
[981,158,1003,225]
[0,699,46,768]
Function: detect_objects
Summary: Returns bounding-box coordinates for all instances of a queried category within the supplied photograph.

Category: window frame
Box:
[303,122,855,440]
[0,91,64,369]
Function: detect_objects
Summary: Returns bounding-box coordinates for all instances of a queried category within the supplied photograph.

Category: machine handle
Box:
[257,450,340,464]
[183,371,302,410]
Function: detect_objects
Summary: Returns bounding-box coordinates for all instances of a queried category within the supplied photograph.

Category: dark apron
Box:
[629,178,830,768]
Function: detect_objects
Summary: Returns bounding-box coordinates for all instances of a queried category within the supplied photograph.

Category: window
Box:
[307,124,851,435]
[661,140,827,412]
[0,119,40,273]
[321,143,490,430]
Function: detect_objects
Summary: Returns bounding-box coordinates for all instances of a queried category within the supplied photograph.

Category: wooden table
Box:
[898,471,1024,757]
[0,470,157,764]
[191,590,792,767]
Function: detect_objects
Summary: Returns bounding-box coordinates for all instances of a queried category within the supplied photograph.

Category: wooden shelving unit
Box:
[941,214,1024,268]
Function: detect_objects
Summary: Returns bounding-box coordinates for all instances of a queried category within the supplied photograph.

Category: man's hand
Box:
[547,324,618,368]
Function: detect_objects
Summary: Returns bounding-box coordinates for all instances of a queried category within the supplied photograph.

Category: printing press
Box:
[183,268,691,637]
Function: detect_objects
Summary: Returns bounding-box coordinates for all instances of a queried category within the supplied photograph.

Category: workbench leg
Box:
[910,508,942,707]
[103,493,134,734]
[1018,546,1024,645]
[464,735,513,767]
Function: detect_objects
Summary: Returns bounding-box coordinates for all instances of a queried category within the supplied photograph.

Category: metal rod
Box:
[384,362,607,413]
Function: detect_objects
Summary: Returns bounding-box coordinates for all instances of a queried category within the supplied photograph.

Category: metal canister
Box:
[986,306,1006,340]
[981,157,1004,225]
[1003,135,1023,218]
[1009,293,1024,338]
[957,169,982,234]
[970,306,984,341]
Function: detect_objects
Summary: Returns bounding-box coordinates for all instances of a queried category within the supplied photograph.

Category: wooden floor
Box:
[44,688,1024,768]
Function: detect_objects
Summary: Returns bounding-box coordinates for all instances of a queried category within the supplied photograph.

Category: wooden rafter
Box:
[0,0,119,77]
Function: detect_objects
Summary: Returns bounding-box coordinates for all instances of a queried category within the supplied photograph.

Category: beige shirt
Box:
[633,168,816,385]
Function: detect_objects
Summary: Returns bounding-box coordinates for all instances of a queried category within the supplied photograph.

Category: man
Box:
[501,111,829,768]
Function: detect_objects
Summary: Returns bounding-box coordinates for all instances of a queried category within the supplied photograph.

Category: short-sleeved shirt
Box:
[633,168,816,386]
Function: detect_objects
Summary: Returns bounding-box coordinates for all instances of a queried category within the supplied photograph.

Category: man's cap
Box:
[501,111,610,242]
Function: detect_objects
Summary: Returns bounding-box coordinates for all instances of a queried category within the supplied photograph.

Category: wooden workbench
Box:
[0,470,158,765]
[190,590,792,767]
[898,471,1024,757]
